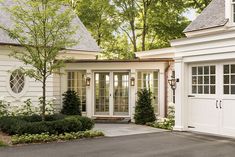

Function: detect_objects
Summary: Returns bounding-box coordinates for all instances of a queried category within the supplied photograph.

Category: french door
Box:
[188,62,235,137]
[94,71,130,117]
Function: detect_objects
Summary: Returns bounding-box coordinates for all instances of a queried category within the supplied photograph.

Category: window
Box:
[191,66,216,94]
[232,0,235,22]
[137,71,159,113]
[10,69,25,94]
[67,71,86,112]
[224,64,235,95]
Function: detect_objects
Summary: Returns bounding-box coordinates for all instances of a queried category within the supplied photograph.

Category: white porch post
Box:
[86,70,92,118]
[174,58,186,131]
[130,69,136,122]
[159,69,165,117]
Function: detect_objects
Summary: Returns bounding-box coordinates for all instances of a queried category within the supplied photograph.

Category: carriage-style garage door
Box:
[188,62,235,137]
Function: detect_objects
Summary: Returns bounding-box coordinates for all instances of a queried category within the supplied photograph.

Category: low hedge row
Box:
[11,131,104,145]
[0,115,94,135]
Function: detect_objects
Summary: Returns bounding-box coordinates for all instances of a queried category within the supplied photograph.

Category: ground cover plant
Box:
[0,114,94,135]
[147,103,175,130]
[11,130,104,145]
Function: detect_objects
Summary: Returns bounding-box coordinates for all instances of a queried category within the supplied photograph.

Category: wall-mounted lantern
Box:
[86,77,91,86]
[168,78,179,90]
[131,77,135,86]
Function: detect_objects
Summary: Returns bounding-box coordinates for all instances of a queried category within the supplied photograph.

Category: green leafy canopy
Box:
[0,0,78,120]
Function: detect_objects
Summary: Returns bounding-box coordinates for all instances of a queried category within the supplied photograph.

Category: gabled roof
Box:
[0,0,100,52]
[184,0,228,33]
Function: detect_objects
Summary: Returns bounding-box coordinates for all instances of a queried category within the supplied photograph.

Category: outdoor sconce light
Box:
[131,77,135,86]
[168,78,179,90]
[86,77,91,86]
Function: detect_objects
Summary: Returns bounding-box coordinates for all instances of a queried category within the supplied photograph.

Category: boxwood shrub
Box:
[0,115,94,135]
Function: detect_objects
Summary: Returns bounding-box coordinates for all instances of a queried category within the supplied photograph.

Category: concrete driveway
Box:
[1,132,235,157]
[94,123,167,137]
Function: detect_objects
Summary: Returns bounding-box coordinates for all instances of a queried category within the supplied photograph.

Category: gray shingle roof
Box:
[184,0,228,33]
[0,0,100,52]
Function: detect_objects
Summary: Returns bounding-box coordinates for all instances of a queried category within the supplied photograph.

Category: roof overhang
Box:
[135,47,175,58]
[65,58,174,63]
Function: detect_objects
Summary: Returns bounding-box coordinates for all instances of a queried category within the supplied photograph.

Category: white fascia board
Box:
[171,29,235,47]
[60,50,100,56]
[135,47,175,57]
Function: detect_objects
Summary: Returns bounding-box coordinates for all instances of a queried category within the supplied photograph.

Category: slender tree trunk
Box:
[130,20,137,52]
[42,75,46,121]
[142,0,148,51]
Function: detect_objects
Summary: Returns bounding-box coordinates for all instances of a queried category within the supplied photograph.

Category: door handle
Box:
[188,95,195,98]
[219,100,222,109]
[216,100,218,109]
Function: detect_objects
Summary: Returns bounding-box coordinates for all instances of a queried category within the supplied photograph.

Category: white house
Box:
[142,0,235,138]
[0,0,174,121]
[173,0,235,137]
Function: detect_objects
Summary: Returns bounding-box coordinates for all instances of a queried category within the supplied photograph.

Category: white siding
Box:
[0,46,54,109]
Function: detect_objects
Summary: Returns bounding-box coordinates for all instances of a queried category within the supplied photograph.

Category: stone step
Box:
[93,117,131,124]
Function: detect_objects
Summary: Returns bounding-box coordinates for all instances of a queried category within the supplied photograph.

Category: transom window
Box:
[10,69,25,94]
[137,71,159,113]
[191,66,216,94]
[224,64,235,95]
[67,71,86,112]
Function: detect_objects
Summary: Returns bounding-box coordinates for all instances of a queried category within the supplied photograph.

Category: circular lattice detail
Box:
[9,70,25,94]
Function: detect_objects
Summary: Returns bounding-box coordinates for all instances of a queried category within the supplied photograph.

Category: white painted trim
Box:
[135,47,175,57]
[171,30,235,47]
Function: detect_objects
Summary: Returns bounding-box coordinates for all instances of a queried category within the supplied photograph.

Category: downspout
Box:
[164,61,171,118]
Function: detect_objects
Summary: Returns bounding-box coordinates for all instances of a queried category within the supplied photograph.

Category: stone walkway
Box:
[93,123,167,137]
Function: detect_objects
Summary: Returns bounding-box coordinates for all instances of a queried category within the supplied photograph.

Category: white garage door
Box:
[188,62,235,137]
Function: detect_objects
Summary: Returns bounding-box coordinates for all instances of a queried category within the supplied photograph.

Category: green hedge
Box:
[11,131,104,145]
[0,115,94,135]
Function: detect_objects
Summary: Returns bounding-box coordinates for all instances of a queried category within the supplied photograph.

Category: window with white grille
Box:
[9,69,25,94]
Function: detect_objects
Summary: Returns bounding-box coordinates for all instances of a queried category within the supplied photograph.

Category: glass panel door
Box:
[95,72,110,115]
[113,72,129,115]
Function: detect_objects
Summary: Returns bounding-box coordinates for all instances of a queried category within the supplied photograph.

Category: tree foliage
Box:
[74,0,119,46]
[134,89,156,125]
[0,0,77,120]
[70,0,212,59]
[61,90,81,116]
[185,0,212,13]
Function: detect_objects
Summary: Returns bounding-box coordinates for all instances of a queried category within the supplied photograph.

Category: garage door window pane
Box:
[192,67,197,75]
[198,76,203,84]
[224,65,230,74]
[192,76,197,85]
[198,86,203,94]
[210,66,215,74]
[224,85,229,94]
[210,86,215,94]
[224,75,229,84]
[232,86,235,94]
[223,64,235,95]
[191,66,216,94]
[198,67,203,75]
[204,86,209,94]
[204,76,209,84]
[192,86,197,94]
[231,65,235,73]
[211,76,216,84]
[204,66,209,74]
